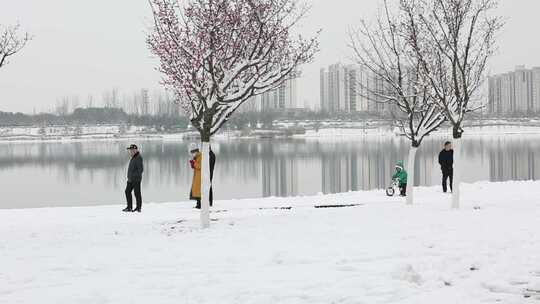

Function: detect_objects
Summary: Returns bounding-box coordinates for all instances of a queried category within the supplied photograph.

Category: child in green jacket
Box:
[392,160,408,196]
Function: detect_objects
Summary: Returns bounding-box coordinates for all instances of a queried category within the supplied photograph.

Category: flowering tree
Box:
[148,0,319,227]
[0,23,31,69]
[401,0,503,208]
[350,0,445,205]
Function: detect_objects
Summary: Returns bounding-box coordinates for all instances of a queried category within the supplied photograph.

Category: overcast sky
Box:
[0,0,538,113]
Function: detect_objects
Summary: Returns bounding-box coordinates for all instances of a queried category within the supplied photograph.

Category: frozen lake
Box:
[1,135,539,209]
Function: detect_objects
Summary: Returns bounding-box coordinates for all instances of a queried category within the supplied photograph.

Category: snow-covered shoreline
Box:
[2,124,540,144]
[296,125,540,139]
[2,180,540,303]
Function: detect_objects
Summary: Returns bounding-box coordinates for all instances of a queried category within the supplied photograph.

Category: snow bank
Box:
[1,181,540,303]
[295,125,540,139]
[295,127,393,138]
[4,122,540,143]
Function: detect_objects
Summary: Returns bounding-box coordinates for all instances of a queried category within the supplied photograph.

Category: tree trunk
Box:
[451,136,462,209]
[200,139,212,228]
[406,146,418,205]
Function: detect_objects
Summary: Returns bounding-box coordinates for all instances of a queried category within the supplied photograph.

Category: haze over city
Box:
[0,0,538,113]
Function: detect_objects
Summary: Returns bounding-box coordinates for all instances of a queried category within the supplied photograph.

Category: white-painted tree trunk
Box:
[200,141,211,228]
[406,146,418,205]
[451,137,461,209]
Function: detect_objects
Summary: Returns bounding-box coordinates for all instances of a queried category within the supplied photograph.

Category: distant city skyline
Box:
[240,78,299,113]
[320,63,390,114]
[488,65,540,115]
[1,0,539,113]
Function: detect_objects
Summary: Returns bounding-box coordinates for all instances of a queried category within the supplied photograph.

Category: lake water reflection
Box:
[1,135,538,208]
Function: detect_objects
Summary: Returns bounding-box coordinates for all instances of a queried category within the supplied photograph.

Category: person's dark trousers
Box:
[209,187,213,207]
[195,190,213,209]
[400,183,407,196]
[442,169,453,193]
[125,181,142,211]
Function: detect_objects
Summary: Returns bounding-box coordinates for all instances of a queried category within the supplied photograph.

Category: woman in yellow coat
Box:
[189,144,202,206]
[188,143,216,209]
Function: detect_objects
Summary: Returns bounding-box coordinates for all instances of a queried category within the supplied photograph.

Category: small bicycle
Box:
[386,179,400,197]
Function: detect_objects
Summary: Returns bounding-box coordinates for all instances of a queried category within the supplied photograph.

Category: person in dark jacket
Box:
[124,144,144,212]
[188,143,216,209]
[208,147,216,206]
[438,141,454,193]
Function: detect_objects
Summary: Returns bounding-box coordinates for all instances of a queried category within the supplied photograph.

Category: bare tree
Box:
[401,0,503,208]
[350,0,446,205]
[148,0,319,227]
[0,24,31,69]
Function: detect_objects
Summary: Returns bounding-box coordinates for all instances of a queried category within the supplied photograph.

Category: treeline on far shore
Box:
[0,107,393,130]
[3,106,523,131]
[0,108,189,130]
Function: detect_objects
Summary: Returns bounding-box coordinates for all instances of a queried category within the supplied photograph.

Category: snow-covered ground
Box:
[2,181,540,303]
[296,125,540,139]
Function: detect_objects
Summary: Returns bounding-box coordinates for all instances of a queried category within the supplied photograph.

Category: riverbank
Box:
[2,123,540,143]
[2,181,540,303]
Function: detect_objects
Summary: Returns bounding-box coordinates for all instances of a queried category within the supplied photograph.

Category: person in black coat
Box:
[208,148,216,206]
[124,144,144,212]
[438,141,454,193]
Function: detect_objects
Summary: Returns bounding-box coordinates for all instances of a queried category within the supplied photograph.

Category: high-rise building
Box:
[533,67,540,113]
[328,63,347,111]
[261,78,298,111]
[488,65,540,115]
[320,63,391,114]
[239,95,262,113]
[514,65,532,113]
[320,63,354,112]
[141,89,150,115]
[237,78,298,113]
[320,68,329,112]
[356,66,371,112]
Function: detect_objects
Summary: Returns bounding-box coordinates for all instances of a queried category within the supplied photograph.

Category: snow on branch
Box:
[400,0,503,138]
[350,0,445,147]
[0,23,31,69]
[147,0,319,138]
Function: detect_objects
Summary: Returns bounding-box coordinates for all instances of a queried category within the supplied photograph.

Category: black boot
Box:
[132,208,141,213]
[122,207,132,212]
